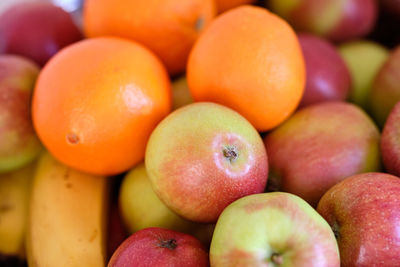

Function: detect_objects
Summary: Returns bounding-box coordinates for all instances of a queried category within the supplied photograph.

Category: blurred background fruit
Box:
[0,162,35,265]
[0,1,82,66]
[215,0,256,13]
[32,37,172,175]
[27,152,109,267]
[146,103,268,223]
[83,0,216,76]
[338,40,389,110]
[0,55,42,174]
[268,0,377,42]
[264,102,381,207]
[187,6,305,131]
[171,76,193,110]
[317,172,400,266]
[297,33,351,108]
[370,45,400,128]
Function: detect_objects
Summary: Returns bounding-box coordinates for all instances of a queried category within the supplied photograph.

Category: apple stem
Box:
[332,221,340,240]
[158,239,177,250]
[271,253,283,265]
[223,146,238,162]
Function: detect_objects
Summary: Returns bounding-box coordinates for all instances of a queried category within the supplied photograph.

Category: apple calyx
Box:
[157,238,178,250]
[271,252,283,265]
[223,146,238,163]
[331,221,340,240]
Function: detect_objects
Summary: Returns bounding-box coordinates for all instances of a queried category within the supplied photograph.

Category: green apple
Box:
[338,40,389,110]
[119,163,214,246]
[210,192,340,266]
[145,102,268,223]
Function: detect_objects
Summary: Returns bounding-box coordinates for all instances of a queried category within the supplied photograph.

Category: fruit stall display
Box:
[0,0,400,266]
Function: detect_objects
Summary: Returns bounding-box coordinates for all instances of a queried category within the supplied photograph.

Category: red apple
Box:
[0,2,82,66]
[370,45,400,128]
[268,0,377,42]
[145,102,268,223]
[297,33,351,108]
[317,172,400,266]
[108,227,209,267]
[381,101,400,176]
[0,55,42,173]
[107,201,128,260]
[264,101,381,207]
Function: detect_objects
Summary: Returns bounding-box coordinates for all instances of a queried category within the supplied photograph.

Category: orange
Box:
[216,0,256,13]
[83,0,216,76]
[32,37,171,175]
[187,6,305,132]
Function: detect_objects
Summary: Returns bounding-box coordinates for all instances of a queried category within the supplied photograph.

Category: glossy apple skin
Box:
[264,101,381,207]
[145,102,268,223]
[108,227,209,267]
[0,55,42,173]
[119,163,214,247]
[0,2,82,66]
[317,172,400,266]
[268,0,377,42]
[210,192,340,267]
[370,45,400,128]
[339,40,389,110]
[381,102,400,176]
[297,33,351,108]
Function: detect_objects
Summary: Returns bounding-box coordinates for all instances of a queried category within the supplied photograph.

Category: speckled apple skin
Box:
[210,192,340,267]
[145,102,268,223]
[317,172,400,267]
[264,102,380,207]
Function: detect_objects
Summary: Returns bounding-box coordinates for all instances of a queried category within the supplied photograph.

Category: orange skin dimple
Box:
[32,37,172,175]
[83,0,216,76]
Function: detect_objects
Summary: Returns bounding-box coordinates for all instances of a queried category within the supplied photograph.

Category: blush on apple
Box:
[145,102,268,223]
[108,227,209,267]
[264,101,380,207]
[297,33,351,108]
[370,45,400,128]
[210,192,340,266]
[381,101,400,177]
[0,55,42,173]
[268,0,377,42]
[0,1,82,66]
[317,172,400,266]
[338,40,389,110]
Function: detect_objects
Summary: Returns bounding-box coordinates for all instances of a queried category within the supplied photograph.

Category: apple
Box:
[171,76,193,110]
[370,45,400,128]
[381,0,400,16]
[119,163,214,247]
[0,1,82,66]
[338,40,389,110]
[297,33,351,108]
[381,101,400,177]
[210,192,340,266]
[108,227,209,267]
[0,55,42,174]
[145,102,268,223]
[107,201,128,260]
[317,172,400,266]
[264,101,381,207]
[268,0,377,42]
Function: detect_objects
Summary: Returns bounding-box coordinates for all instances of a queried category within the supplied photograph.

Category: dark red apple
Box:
[0,2,82,66]
[297,33,351,108]
[108,227,209,267]
[317,172,400,266]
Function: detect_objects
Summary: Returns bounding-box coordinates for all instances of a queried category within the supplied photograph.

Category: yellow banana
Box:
[26,152,109,267]
[0,161,35,260]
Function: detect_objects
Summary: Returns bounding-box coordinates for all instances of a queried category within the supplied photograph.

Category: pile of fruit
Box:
[1,0,400,266]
